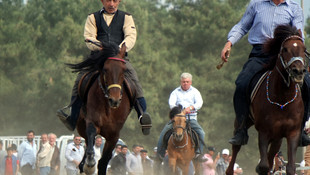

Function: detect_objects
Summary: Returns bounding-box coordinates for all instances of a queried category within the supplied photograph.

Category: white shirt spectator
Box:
[65,142,84,171]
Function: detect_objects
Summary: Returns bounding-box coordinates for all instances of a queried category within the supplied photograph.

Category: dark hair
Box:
[27,130,35,135]
[207,146,215,152]
[121,145,128,149]
[132,144,139,149]
[264,24,301,70]
[6,147,13,151]
[11,144,17,150]
[115,144,122,148]
[140,149,148,153]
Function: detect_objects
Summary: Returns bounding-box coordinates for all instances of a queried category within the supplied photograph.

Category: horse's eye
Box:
[282,47,288,53]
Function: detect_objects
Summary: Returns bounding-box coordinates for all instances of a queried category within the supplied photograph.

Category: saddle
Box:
[163,123,200,150]
[77,71,137,106]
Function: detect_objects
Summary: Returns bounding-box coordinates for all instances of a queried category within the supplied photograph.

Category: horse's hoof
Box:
[140,113,152,135]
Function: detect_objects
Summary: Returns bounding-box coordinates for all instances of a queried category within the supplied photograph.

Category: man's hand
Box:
[221,41,232,62]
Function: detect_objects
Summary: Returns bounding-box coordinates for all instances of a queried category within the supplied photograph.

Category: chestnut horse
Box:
[68,42,132,175]
[227,25,307,175]
[167,105,200,175]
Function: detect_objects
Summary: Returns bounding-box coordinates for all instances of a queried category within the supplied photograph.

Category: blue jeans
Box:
[157,119,205,157]
[40,166,51,175]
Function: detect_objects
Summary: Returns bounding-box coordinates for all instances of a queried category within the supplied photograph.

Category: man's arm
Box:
[84,14,102,51]
[120,14,137,52]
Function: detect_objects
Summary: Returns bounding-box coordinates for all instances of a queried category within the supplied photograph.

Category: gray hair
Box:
[180,72,192,81]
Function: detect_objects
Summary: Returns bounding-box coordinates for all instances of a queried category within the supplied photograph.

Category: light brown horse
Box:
[167,105,200,175]
[227,25,307,175]
[68,42,132,175]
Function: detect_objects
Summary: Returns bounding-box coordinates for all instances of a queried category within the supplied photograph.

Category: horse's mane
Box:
[67,42,120,73]
[263,24,302,70]
[169,105,183,120]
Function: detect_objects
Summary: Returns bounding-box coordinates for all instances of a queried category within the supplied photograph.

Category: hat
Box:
[207,146,215,152]
[222,149,229,155]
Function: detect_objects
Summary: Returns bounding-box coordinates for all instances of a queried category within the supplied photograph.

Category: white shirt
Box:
[65,142,85,170]
[169,86,203,120]
[18,141,37,168]
[126,153,143,175]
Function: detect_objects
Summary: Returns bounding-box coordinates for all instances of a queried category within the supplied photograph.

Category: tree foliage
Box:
[0,0,309,173]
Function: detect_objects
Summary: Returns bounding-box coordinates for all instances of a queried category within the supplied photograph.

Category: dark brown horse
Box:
[167,105,200,175]
[68,42,132,175]
[227,25,307,175]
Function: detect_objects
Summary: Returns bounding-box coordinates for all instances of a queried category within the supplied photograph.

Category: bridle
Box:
[171,114,189,148]
[98,57,126,98]
[277,35,305,87]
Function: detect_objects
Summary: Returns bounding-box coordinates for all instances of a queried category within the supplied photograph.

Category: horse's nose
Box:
[291,67,306,84]
[108,97,121,108]
[292,67,306,76]
[175,134,183,141]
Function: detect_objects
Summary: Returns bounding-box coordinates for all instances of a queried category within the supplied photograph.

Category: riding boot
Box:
[135,97,152,135]
[229,115,249,145]
[56,96,83,131]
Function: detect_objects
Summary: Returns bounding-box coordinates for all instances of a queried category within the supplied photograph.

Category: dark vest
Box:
[93,9,126,45]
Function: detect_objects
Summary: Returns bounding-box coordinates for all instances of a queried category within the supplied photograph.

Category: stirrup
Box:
[139,113,152,135]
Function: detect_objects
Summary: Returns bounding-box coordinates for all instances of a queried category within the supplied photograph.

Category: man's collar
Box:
[268,0,289,5]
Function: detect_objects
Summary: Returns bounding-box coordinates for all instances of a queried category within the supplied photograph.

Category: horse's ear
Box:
[119,43,126,58]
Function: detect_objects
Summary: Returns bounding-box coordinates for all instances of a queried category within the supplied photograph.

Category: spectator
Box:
[202,146,220,175]
[112,144,122,158]
[0,140,6,166]
[10,144,18,158]
[93,135,103,175]
[110,145,128,175]
[126,144,143,175]
[36,133,49,174]
[37,133,60,175]
[0,147,19,175]
[65,135,84,175]
[18,130,37,175]
[216,149,230,175]
[140,149,153,175]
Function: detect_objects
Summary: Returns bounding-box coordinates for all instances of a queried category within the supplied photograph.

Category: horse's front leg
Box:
[256,132,270,175]
[267,139,282,172]
[286,133,299,175]
[226,144,241,175]
[168,156,177,175]
[83,122,97,174]
[98,137,118,175]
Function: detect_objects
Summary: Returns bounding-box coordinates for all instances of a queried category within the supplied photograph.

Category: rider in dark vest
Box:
[220,0,310,146]
[56,0,152,135]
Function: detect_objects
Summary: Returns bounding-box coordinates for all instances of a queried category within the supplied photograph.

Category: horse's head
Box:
[172,111,187,142]
[102,43,127,108]
[265,25,307,87]
[279,35,306,86]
